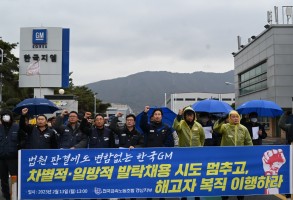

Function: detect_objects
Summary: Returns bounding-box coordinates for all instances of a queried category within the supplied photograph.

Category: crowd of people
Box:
[0,105,292,200]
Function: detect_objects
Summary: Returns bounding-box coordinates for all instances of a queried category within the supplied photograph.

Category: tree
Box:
[0,39,33,110]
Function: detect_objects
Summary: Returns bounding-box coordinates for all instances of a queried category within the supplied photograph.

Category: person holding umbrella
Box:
[213,110,252,200]
[241,112,267,145]
[140,106,174,147]
[19,108,57,149]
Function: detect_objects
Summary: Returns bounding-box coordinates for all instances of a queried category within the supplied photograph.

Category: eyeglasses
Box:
[69,115,77,118]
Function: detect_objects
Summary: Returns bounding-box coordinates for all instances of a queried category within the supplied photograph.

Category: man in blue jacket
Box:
[140,106,174,147]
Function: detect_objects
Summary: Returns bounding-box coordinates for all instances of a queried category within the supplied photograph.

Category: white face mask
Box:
[250,118,257,123]
[2,115,11,122]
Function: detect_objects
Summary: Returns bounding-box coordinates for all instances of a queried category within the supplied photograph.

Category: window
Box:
[239,61,267,96]
[174,98,184,101]
[185,98,196,101]
[197,98,207,101]
[259,117,270,130]
[222,98,232,101]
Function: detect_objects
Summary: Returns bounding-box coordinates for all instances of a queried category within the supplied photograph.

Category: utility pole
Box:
[0,48,3,103]
[94,92,97,115]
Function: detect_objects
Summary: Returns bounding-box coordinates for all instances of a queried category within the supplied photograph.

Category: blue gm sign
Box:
[32,29,47,44]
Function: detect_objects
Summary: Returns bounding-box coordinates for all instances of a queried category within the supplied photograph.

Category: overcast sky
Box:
[1,0,292,85]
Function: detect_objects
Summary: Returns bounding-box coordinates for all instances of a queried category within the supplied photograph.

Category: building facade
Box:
[233,8,293,138]
[234,24,293,110]
[167,92,235,113]
[106,103,134,125]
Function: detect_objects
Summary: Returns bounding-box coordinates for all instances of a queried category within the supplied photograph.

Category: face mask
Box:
[2,115,11,122]
[250,118,257,123]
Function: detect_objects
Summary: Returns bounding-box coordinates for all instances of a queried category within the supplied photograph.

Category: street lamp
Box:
[94,93,97,115]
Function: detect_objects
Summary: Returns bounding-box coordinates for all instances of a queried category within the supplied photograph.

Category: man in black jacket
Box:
[54,110,88,149]
[80,112,115,148]
[0,110,20,200]
[20,108,57,149]
[109,112,142,148]
[242,112,267,145]
[140,106,174,147]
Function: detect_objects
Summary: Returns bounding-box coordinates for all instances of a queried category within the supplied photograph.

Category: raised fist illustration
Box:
[262,149,286,175]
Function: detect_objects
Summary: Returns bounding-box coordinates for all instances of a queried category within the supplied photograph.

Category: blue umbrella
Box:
[13,98,60,116]
[135,107,176,134]
[236,100,283,117]
[192,99,233,114]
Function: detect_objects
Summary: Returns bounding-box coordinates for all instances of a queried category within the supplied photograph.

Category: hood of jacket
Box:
[0,110,14,126]
[183,106,196,122]
[228,110,241,125]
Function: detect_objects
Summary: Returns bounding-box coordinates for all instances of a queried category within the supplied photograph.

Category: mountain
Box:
[86,70,234,113]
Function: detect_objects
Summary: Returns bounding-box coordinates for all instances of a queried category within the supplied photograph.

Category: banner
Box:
[26,61,40,76]
[19,146,292,199]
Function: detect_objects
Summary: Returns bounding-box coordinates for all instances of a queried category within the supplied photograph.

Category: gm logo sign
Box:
[32,29,47,44]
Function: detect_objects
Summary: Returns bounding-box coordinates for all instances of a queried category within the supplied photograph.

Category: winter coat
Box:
[20,115,57,149]
[173,107,205,147]
[0,124,20,158]
[213,111,253,146]
[242,121,267,145]
[278,113,293,144]
[198,120,218,146]
[140,112,174,147]
[109,116,142,148]
[88,126,115,148]
[80,118,115,148]
[54,116,88,149]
